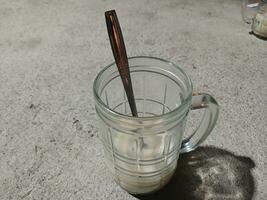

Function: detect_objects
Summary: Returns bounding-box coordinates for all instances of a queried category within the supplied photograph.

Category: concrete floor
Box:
[0,0,266,199]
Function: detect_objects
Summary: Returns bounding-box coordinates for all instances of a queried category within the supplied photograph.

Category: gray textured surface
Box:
[0,0,266,199]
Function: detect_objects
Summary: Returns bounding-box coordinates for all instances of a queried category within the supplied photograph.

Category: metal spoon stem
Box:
[105,10,138,117]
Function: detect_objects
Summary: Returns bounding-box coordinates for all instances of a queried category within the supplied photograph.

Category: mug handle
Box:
[180,93,219,153]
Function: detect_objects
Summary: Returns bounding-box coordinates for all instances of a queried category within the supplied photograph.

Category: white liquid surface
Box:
[105,133,180,194]
[252,6,267,37]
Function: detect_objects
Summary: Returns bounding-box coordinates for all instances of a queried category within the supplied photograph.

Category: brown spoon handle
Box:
[105,10,138,117]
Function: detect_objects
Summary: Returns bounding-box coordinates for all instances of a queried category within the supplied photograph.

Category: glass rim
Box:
[93,56,193,121]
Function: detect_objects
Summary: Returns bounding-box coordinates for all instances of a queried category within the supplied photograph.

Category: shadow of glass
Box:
[133,146,255,200]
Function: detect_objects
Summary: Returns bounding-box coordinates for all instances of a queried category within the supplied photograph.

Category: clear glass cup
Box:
[242,0,267,38]
[241,0,262,24]
[93,56,219,194]
[252,2,267,38]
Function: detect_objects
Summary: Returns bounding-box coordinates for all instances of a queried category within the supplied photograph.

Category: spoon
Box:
[105,10,138,117]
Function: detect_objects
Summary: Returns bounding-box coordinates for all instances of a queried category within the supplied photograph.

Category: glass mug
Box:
[241,0,267,38]
[93,56,219,194]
